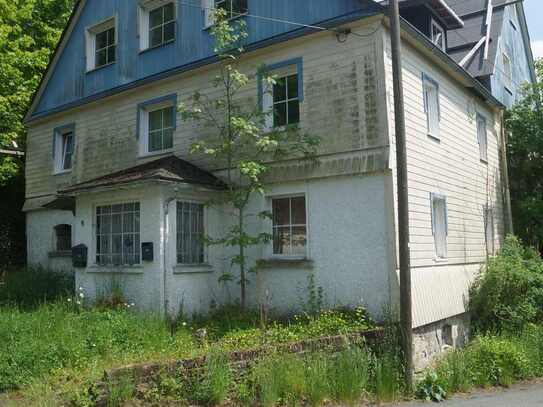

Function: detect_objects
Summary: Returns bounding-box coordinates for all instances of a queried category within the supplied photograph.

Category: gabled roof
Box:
[59,156,226,194]
[446,0,535,82]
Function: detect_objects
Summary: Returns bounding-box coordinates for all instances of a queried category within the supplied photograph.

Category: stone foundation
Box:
[413,313,470,371]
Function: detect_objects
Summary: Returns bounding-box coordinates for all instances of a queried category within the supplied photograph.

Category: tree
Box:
[0,0,76,184]
[506,59,543,254]
[179,11,319,309]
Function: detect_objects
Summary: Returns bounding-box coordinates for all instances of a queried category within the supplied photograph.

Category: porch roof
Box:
[59,156,227,195]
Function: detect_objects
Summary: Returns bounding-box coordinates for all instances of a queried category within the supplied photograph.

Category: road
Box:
[396,382,543,406]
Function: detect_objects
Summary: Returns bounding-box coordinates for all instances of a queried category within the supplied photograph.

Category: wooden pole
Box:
[389,0,413,390]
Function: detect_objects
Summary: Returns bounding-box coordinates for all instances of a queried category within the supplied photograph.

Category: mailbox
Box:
[72,244,88,268]
[142,242,154,262]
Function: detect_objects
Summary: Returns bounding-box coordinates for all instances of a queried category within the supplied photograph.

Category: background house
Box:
[23,0,520,368]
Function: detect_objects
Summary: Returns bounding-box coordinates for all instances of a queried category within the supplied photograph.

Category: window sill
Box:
[48,251,72,258]
[86,61,116,74]
[138,149,174,160]
[87,265,144,274]
[480,158,488,165]
[258,257,313,269]
[173,264,214,274]
[433,257,448,264]
[427,133,440,143]
[53,169,72,176]
[139,39,175,55]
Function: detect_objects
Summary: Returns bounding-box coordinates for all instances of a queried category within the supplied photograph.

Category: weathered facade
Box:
[23,0,518,368]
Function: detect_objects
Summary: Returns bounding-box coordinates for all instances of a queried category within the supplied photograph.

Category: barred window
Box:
[177,202,205,264]
[96,202,140,266]
[272,196,307,256]
[55,224,72,252]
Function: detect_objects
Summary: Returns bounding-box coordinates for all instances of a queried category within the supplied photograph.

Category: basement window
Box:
[272,196,307,257]
[431,193,448,260]
[86,17,116,71]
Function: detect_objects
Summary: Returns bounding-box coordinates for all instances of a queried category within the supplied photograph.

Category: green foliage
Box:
[0,0,76,183]
[417,325,543,400]
[506,59,543,253]
[328,347,370,405]
[469,236,543,333]
[179,9,319,308]
[106,374,135,407]
[191,352,233,406]
[0,266,74,308]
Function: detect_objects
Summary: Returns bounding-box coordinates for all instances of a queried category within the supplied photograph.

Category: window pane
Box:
[107,27,115,46]
[112,234,122,255]
[95,49,107,68]
[96,31,108,50]
[163,107,174,128]
[107,45,116,64]
[149,130,162,152]
[163,129,173,150]
[150,27,163,47]
[123,212,134,233]
[291,197,306,224]
[273,77,287,102]
[291,226,307,255]
[287,74,298,99]
[111,204,123,213]
[163,21,175,42]
[149,7,163,28]
[273,227,290,255]
[112,214,122,233]
[149,110,162,131]
[234,0,248,13]
[287,100,300,125]
[273,102,287,127]
[272,198,290,226]
[164,3,175,21]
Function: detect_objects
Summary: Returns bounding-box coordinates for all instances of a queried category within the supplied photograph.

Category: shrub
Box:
[469,236,543,333]
[0,266,74,308]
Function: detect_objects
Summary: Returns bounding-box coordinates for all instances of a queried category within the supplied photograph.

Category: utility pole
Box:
[389,0,413,390]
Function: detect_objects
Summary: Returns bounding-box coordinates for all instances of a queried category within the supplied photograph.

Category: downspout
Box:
[163,197,176,318]
[499,111,514,235]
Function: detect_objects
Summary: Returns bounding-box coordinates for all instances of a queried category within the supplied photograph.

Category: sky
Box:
[525,0,543,59]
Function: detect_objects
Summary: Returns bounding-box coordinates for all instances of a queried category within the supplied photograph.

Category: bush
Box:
[469,236,543,333]
[0,266,74,308]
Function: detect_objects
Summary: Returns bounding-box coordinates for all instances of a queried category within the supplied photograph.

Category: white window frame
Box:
[422,74,440,140]
[176,200,207,265]
[138,96,176,157]
[268,194,308,259]
[138,0,176,51]
[261,64,301,131]
[203,0,248,28]
[476,112,488,163]
[484,205,495,256]
[431,193,448,260]
[430,19,445,51]
[53,126,76,174]
[85,17,117,72]
[94,201,141,267]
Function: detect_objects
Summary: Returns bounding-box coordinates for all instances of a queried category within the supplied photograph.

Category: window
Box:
[54,224,72,252]
[204,0,248,27]
[431,19,445,51]
[53,125,75,173]
[177,202,205,264]
[95,203,140,266]
[139,2,176,50]
[272,196,307,256]
[423,74,440,139]
[431,193,448,259]
[484,206,495,255]
[138,94,177,155]
[476,113,488,162]
[86,18,116,71]
[502,52,512,90]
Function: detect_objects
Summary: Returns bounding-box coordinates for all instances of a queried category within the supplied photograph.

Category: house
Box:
[446,0,536,107]
[23,0,514,367]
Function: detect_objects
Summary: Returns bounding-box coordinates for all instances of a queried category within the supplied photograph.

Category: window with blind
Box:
[431,193,448,259]
[484,206,495,255]
[177,202,205,264]
[95,203,140,266]
[272,196,307,256]
[476,113,488,162]
[423,74,440,139]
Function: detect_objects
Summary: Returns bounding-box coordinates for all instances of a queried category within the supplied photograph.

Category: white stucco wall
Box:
[26,209,74,271]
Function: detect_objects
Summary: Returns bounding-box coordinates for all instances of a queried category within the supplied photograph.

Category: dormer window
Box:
[139,1,176,51]
[85,18,116,71]
[431,19,445,51]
